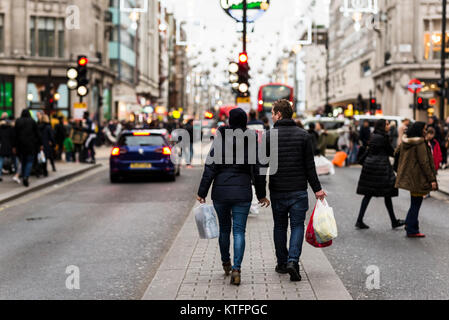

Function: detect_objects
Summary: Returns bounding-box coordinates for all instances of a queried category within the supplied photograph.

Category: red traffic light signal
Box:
[371,99,376,104]
[239,52,248,64]
[417,97,423,104]
[78,56,88,66]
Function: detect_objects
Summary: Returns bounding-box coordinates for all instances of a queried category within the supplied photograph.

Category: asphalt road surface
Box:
[0,165,202,300]
[317,165,449,300]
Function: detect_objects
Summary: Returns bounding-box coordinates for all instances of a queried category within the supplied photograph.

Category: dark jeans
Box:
[271,191,309,265]
[405,195,424,235]
[213,201,251,271]
[357,196,398,224]
[20,154,34,179]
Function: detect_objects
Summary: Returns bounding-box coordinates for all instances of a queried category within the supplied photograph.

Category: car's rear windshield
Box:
[323,122,345,130]
[119,134,165,147]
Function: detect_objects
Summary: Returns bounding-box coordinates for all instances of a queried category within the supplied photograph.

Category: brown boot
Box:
[222,261,232,276]
[230,269,241,286]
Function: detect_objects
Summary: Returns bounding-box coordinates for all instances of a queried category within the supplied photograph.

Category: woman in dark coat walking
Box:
[197,108,269,286]
[355,119,405,229]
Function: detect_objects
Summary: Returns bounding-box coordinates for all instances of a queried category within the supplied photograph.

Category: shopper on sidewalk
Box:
[355,119,405,230]
[396,122,438,238]
[14,109,42,187]
[0,113,15,182]
[197,108,269,286]
[38,114,56,176]
[267,99,326,282]
[82,112,97,164]
[426,127,443,171]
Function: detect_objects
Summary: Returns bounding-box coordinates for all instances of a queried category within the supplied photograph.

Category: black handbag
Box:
[393,150,400,173]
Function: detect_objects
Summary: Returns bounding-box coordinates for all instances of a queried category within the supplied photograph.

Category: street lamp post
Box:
[441,0,447,121]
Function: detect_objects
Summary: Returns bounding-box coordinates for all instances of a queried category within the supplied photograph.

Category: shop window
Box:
[423,19,449,60]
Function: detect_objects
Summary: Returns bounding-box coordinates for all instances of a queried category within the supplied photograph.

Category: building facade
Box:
[0,0,114,119]
[373,0,449,120]
[327,0,377,115]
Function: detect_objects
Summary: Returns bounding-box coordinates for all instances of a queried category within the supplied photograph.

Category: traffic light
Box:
[76,55,89,97]
[417,97,429,110]
[67,55,89,98]
[237,52,250,97]
[228,62,240,95]
[370,98,377,111]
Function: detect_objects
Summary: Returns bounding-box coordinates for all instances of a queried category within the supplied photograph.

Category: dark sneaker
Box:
[355,221,370,229]
[286,261,301,282]
[275,264,288,274]
[392,219,405,229]
[230,269,241,286]
[222,261,232,276]
[23,178,29,187]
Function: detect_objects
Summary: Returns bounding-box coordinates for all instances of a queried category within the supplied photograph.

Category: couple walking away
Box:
[197,100,326,286]
[356,119,438,238]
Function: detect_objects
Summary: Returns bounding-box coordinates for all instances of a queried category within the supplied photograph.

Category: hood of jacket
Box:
[229,108,248,130]
[401,135,424,149]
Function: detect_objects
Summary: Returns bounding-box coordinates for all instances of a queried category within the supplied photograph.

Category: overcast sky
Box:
[163,0,330,99]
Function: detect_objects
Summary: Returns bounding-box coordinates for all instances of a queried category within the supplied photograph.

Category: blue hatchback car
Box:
[109,130,180,183]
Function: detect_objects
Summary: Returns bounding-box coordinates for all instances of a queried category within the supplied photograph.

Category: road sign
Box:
[237,97,251,113]
[408,79,423,94]
[74,102,87,120]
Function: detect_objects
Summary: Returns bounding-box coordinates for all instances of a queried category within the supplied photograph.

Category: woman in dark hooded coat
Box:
[197,108,269,286]
[355,119,405,230]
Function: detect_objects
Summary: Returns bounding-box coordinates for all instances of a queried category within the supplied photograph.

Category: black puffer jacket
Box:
[197,109,266,202]
[356,130,398,197]
[266,119,322,194]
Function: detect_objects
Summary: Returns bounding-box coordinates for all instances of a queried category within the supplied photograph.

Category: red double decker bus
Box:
[258,83,294,114]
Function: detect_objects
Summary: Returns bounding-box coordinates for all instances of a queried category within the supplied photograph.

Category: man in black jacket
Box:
[14,109,42,187]
[267,99,326,282]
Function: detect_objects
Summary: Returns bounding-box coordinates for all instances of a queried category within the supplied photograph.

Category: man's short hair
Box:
[249,109,257,120]
[273,99,293,119]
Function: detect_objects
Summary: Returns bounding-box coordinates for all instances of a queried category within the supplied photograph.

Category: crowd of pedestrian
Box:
[0,109,99,188]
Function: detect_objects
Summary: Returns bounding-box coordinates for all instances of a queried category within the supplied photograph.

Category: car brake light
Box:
[111,147,120,156]
[162,147,171,155]
[133,132,150,136]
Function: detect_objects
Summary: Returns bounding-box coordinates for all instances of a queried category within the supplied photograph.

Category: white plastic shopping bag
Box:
[37,151,46,164]
[194,204,219,239]
[312,199,338,242]
[314,156,335,176]
[249,186,260,215]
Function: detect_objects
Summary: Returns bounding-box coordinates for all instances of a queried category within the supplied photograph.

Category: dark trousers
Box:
[271,191,309,265]
[357,196,398,224]
[405,196,424,235]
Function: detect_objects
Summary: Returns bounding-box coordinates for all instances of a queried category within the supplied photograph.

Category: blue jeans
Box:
[65,152,74,162]
[213,201,251,271]
[0,156,4,177]
[20,154,34,179]
[405,195,424,235]
[271,191,309,265]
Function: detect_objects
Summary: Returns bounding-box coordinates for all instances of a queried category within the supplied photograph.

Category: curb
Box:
[0,163,102,206]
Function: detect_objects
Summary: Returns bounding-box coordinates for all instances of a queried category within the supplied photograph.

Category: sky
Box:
[163,0,330,101]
